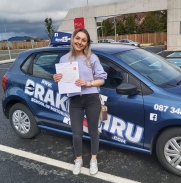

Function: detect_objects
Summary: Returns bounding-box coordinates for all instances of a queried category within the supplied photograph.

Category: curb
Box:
[0,59,15,64]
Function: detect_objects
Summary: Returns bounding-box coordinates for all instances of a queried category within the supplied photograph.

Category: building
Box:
[58,0,181,51]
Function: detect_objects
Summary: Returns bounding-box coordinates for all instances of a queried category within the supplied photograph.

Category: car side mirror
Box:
[116,83,139,95]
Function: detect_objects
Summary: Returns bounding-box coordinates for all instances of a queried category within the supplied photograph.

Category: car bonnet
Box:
[164,85,181,95]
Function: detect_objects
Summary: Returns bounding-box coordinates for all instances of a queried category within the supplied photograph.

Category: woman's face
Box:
[73,31,88,53]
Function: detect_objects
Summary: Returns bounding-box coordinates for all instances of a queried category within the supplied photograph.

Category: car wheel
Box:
[156,127,181,176]
[9,103,39,138]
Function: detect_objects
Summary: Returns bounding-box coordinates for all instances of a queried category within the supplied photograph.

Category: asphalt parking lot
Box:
[0,49,25,61]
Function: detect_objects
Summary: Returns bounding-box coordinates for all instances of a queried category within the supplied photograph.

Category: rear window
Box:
[21,52,68,80]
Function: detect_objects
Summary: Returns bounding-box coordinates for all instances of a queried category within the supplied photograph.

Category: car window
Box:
[21,55,33,73]
[31,52,67,80]
[114,49,181,88]
[98,56,126,89]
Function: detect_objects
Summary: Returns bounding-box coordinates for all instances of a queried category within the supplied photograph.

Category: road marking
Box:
[0,144,140,183]
[157,51,163,54]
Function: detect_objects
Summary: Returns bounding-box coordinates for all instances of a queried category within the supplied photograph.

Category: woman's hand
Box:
[75,78,87,86]
[53,73,63,82]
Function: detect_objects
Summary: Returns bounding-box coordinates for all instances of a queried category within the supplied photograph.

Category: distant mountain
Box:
[8,36,33,41]
[0,36,33,42]
[0,35,49,42]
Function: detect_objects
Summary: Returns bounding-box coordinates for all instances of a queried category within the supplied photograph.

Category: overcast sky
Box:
[0,0,126,40]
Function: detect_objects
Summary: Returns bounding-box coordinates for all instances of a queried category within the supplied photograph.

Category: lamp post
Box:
[101,21,104,39]
[4,24,11,59]
[114,16,117,41]
[0,34,3,41]
[96,26,99,40]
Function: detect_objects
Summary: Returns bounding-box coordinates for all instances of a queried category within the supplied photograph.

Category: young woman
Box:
[53,28,107,175]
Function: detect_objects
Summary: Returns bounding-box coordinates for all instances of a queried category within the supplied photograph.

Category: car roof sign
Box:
[50,31,93,47]
[50,32,72,46]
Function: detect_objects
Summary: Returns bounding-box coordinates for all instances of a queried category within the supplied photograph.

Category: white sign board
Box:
[31,40,34,45]
[6,42,11,47]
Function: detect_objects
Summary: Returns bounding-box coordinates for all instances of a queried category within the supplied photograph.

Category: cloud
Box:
[0,0,125,40]
[0,11,67,23]
[0,0,70,23]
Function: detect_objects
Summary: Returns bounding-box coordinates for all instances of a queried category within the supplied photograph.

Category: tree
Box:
[97,27,102,39]
[160,11,167,32]
[26,38,31,42]
[152,10,167,32]
[102,19,113,36]
[116,20,125,35]
[44,18,55,39]
[125,16,136,34]
[137,13,162,33]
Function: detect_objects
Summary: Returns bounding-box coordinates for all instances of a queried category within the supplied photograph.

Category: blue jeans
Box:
[69,93,101,157]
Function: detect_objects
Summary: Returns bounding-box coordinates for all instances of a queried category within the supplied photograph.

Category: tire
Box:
[9,103,39,138]
[156,127,181,176]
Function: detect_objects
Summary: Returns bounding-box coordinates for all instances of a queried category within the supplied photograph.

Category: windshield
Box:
[109,39,115,42]
[114,49,181,88]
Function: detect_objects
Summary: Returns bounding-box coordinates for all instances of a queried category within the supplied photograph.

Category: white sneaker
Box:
[73,159,83,175]
[90,159,98,175]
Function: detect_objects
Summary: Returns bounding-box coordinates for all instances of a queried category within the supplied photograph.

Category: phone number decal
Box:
[154,104,181,114]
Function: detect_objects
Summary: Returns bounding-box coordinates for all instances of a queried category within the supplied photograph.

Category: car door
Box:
[125,40,130,45]
[121,40,127,45]
[22,51,72,131]
[97,55,145,148]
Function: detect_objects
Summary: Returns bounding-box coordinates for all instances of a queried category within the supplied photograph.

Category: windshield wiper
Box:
[147,75,154,81]
[177,80,181,85]
[163,83,177,87]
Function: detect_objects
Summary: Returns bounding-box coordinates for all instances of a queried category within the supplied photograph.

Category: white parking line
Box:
[157,51,163,54]
[0,144,140,183]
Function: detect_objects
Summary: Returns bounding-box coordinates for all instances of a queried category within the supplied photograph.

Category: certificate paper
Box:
[55,61,81,94]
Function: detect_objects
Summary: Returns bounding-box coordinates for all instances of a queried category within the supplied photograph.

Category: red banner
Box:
[74,17,85,30]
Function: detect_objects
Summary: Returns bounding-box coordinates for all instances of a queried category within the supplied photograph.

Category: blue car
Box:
[2,32,181,176]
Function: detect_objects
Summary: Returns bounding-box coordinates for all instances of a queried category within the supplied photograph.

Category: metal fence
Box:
[101,32,167,44]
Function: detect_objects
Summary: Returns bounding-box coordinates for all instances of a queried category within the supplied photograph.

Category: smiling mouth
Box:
[75,43,83,48]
